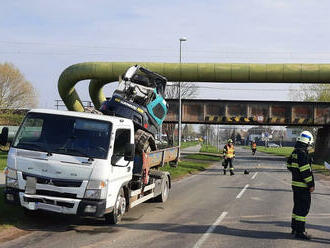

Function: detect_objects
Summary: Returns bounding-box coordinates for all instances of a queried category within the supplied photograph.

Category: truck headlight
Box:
[4,167,17,179]
[4,167,18,188]
[84,180,107,199]
[84,189,101,199]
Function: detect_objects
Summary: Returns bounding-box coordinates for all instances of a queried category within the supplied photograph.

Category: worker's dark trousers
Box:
[291,189,311,233]
[223,158,234,171]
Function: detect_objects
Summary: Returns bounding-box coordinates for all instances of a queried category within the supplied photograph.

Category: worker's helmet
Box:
[227,139,233,143]
[297,131,314,145]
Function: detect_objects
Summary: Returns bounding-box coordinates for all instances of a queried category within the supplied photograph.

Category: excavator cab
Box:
[100,65,168,137]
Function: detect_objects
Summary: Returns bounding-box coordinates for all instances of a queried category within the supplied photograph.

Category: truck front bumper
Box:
[16,192,106,217]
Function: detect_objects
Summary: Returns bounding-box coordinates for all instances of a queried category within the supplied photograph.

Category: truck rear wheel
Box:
[154,176,169,203]
[105,188,126,224]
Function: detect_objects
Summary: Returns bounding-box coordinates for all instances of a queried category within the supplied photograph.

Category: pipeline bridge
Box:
[56,62,330,163]
[164,99,330,126]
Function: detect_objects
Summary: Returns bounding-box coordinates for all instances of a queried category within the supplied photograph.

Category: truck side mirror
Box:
[0,127,9,146]
[124,143,135,161]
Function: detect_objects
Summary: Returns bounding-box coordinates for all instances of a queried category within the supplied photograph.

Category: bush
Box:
[0,113,24,125]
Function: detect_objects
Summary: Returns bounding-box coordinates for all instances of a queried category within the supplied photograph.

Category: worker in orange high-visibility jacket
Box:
[251,141,257,155]
[287,131,315,240]
[222,139,235,175]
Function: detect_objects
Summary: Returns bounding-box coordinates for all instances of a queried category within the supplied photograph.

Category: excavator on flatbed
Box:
[99,65,168,153]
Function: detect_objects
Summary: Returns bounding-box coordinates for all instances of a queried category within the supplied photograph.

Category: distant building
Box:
[286,128,300,142]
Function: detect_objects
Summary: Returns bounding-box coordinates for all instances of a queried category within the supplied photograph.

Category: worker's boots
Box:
[295,232,311,240]
[223,169,226,175]
[230,170,234,176]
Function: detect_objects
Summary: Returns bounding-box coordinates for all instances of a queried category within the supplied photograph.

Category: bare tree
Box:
[0,63,38,109]
[162,82,198,146]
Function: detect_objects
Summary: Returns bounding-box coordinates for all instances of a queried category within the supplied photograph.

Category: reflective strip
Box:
[295,215,306,222]
[304,176,313,183]
[230,168,234,171]
[292,154,298,159]
[292,213,296,219]
[287,163,298,168]
[301,133,311,140]
[225,145,235,158]
[299,164,310,172]
[292,181,307,188]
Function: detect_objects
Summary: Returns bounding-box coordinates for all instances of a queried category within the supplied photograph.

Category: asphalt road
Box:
[1,147,330,248]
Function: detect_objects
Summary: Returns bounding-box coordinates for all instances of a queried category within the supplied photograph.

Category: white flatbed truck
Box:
[1,109,179,224]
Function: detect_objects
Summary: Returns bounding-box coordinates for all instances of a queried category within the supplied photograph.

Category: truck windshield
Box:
[12,113,112,159]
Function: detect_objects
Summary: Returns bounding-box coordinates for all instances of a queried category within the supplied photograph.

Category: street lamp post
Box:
[178,37,187,154]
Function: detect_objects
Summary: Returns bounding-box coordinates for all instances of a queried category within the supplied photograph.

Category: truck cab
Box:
[3,109,135,220]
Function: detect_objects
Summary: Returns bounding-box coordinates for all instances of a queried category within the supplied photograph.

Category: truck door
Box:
[111,128,133,183]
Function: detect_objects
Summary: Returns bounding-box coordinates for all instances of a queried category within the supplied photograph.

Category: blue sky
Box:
[1,0,330,108]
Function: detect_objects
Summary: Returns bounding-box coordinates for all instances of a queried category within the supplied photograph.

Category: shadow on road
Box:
[116,222,330,244]
[217,186,292,193]
[240,219,330,233]
[199,167,289,175]
[236,156,287,162]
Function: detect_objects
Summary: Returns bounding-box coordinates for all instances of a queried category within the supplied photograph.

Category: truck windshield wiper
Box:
[54,147,93,160]
[17,142,49,153]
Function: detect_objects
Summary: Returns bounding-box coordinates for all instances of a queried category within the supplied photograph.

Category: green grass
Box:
[200,144,220,154]
[0,188,26,231]
[242,146,294,157]
[180,141,199,149]
[184,154,221,161]
[311,164,330,176]
[252,146,294,157]
[161,160,212,179]
[0,151,7,171]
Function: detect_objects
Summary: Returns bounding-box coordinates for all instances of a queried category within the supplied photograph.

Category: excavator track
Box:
[134,129,157,153]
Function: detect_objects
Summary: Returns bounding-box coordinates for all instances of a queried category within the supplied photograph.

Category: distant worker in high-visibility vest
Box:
[287,131,315,240]
[222,139,235,175]
[251,141,257,155]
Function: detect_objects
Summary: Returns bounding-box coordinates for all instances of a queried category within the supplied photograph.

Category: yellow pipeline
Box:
[58,62,330,112]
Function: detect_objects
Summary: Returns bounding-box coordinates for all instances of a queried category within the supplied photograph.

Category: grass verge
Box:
[181,141,200,149]
[200,144,220,154]
[242,146,294,157]
[0,151,7,171]
[160,160,212,180]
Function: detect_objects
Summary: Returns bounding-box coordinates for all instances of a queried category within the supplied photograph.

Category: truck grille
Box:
[35,189,77,199]
[22,173,83,187]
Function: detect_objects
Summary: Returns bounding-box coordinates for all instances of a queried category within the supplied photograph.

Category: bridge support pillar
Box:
[314,126,330,164]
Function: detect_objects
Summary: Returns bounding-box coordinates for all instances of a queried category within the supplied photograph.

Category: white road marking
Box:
[236,184,249,199]
[193,211,228,248]
[251,172,258,180]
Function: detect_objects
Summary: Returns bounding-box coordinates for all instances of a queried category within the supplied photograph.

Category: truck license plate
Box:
[25,176,37,194]
[37,202,62,213]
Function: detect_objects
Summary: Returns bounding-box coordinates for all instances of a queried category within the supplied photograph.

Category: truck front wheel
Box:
[105,188,126,224]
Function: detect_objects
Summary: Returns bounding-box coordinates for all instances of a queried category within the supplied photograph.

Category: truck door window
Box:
[113,129,130,157]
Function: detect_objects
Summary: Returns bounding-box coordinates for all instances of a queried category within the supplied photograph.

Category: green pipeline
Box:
[58,62,330,112]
